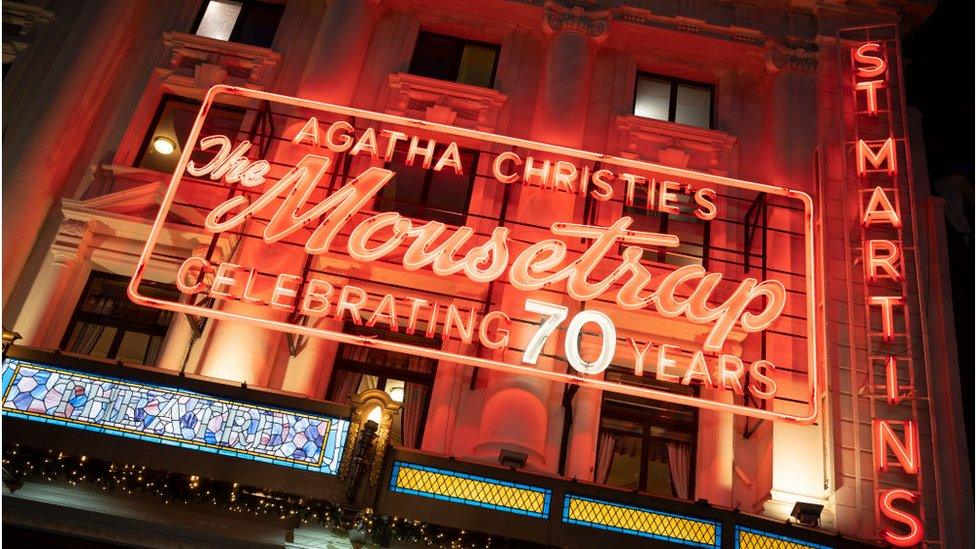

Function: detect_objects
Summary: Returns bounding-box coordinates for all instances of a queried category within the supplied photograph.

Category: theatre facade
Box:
[2,0,970,547]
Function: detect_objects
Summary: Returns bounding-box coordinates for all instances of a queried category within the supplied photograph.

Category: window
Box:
[135,95,246,174]
[61,273,180,365]
[375,146,478,226]
[623,185,710,267]
[633,74,713,129]
[192,0,284,48]
[409,32,500,89]
[326,324,439,449]
[595,377,698,499]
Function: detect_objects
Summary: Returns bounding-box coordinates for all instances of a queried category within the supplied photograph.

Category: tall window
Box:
[375,146,479,226]
[326,324,439,449]
[61,273,180,366]
[192,0,285,48]
[633,74,713,129]
[624,185,710,267]
[595,375,698,500]
[409,32,500,89]
[136,95,246,174]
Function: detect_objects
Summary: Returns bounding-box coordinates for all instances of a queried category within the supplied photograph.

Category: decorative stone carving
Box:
[386,73,508,132]
[59,218,92,238]
[542,1,610,43]
[611,115,738,176]
[162,31,281,89]
[764,41,819,75]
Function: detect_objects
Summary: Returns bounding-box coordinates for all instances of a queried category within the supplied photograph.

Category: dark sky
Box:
[902,0,974,468]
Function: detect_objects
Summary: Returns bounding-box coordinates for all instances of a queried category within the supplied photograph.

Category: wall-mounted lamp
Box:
[2,328,21,358]
[790,501,824,527]
[339,389,401,504]
[152,136,176,155]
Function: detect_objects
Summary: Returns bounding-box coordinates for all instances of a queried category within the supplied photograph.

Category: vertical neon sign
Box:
[845,30,930,547]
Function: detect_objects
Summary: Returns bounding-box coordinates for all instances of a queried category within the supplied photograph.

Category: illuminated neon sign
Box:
[849,39,925,546]
[130,86,820,424]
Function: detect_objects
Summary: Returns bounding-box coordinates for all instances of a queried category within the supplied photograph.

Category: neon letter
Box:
[857,138,897,177]
[879,489,924,547]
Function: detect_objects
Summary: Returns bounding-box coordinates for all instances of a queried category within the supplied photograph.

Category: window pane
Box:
[409,33,463,82]
[66,323,117,358]
[377,159,427,220]
[235,2,284,48]
[674,84,712,128]
[645,454,673,498]
[425,150,477,225]
[634,77,671,121]
[116,331,153,363]
[195,0,242,41]
[457,44,497,88]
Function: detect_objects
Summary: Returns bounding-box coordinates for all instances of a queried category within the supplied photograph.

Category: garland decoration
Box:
[2,444,505,548]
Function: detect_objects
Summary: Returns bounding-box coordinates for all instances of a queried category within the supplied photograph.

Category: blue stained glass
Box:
[1,358,350,475]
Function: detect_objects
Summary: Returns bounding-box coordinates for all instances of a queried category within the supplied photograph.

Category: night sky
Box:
[902,0,974,468]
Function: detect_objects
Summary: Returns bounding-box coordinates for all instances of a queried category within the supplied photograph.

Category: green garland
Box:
[2,444,505,548]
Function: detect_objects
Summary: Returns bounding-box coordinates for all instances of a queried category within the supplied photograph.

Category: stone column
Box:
[196,240,295,387]
[297,0,380,105]
[13,219,92,348]
[2,0,149,304]
[532,2,609,148]
[473,3,608,474]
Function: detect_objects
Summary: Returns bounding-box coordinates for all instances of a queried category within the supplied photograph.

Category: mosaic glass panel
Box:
[562,494,720,548]
[735,526,834,549]
[390,461,551,518]
[1,358,348,474]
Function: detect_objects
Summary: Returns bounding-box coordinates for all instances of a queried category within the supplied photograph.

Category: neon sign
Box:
[849,38,926,546]
[130,85,820,424]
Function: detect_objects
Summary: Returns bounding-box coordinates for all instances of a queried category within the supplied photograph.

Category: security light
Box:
[791,501,824,527]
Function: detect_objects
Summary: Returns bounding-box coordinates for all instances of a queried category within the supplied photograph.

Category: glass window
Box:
[409,32,500,88]
[327,324,439,449]
[633,73,714,129]
[376,145,478,226]
[193,0,284,48]
[61,273,180,366]
[595,380,698,499]
[623,185,710,267]
[135,95,246,174]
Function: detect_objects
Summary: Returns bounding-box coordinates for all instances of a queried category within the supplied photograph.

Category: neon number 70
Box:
[522,299,617,375]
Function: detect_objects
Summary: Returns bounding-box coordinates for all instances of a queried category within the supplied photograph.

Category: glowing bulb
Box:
[153,136,176,155]
[366,405,382,424]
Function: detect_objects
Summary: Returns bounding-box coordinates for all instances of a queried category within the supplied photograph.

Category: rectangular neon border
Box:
[562,494,721,548]
[1,358,349,475]
[389,461,551,518]
[129,85,821,425]
[735,525,833,549]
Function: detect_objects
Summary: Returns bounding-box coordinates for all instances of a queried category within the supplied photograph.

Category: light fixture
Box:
[498,449,528,469]
[152,136,176,155]
[790,501,824,527]
[366,404,383,425]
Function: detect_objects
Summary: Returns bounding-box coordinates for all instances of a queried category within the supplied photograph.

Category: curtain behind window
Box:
[667,442,691,500]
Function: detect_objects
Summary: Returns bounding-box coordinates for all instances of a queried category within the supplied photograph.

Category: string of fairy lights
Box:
[2,444,503,548]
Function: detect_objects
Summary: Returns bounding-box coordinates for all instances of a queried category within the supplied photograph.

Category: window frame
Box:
[59,272,178,365]
[597,389,700,499]
[190,0,285,48]
[133,94,249,173]
[376,147,480,226]
[632,72,715,129]
[408,31,501,89]
[326,323,440,448]
[621,189,712,268]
